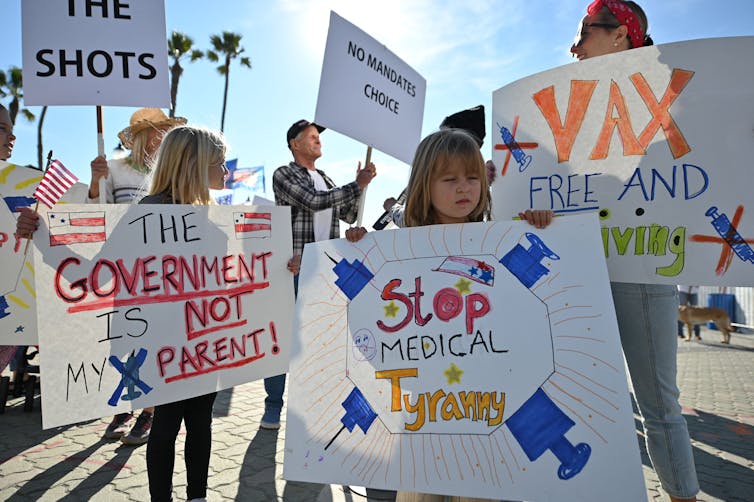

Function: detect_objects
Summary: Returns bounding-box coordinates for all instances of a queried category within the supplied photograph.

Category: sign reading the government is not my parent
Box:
[32,204,294,429]
[315,11,427,165]
[22,0,170,107]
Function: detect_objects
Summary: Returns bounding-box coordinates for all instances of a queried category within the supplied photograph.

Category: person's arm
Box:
[272,163,372,214]
[345,227,368,242]
[86,156,113,203]
[15,206,40,238]
[518,209,554,229]
[388,204,405,227]
[287,254,301,275]
[335,162,376,225]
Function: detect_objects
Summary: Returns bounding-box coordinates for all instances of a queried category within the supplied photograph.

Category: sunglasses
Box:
[573,22,621,46]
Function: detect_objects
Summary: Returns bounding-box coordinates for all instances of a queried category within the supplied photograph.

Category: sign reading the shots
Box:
[0,161,88,345]
[491,37,754,286]
[21,0,170,106]
[284,215,646,501]
[315,11,426,164]
[32,204,293,429]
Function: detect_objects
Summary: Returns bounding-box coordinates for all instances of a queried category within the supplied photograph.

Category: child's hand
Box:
[346,226,368,242]
[287,255,301,275]
[16,206,40,238]
[518,209,554,229]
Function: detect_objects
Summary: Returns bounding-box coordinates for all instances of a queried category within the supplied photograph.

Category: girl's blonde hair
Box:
[404,129,491,227]
[128,129,151,167]
[148,126,227,204]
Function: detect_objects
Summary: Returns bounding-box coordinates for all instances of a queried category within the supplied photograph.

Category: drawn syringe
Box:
[705,206,754,263]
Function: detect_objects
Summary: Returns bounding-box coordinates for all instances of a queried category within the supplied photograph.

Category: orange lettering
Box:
[375,368,418,411]
[533,81,597,163]
[590,80,644,159]
[631,69,694,159]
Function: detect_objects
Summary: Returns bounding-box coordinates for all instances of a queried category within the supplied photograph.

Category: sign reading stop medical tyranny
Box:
[22,0,170,106]
[284,215,647,501]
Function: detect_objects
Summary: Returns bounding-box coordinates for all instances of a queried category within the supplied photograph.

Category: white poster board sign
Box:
[21,0,169,106]
[32,204,293,429]
[492,37,754,286]
[315,11,426,165]
[284,215,645,501]
[0,161,87,345]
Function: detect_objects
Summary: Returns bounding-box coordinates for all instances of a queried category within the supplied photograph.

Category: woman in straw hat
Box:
[86,108,186,204]
[87,108,186,446]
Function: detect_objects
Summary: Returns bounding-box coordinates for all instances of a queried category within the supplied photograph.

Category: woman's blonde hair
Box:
[148,126,226,204]
[404,129,491,227]
[128,129,152,167]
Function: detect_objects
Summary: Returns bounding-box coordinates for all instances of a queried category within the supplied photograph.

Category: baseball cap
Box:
[287,119,325,147]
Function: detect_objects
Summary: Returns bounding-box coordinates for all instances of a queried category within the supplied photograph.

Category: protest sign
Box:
[32,203,293,429]
[492,37,754,285]
[0,161,88,345]
[315,11,426,165]
[284,214,645,501]
[22,0,169,106]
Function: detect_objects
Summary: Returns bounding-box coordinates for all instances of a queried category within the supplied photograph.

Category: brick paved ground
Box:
[1,326,752,501]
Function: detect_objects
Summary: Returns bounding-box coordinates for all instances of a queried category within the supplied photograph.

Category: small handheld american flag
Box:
[33,159,78,209]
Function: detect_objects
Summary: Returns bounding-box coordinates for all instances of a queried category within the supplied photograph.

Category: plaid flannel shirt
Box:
[272,161,362,256]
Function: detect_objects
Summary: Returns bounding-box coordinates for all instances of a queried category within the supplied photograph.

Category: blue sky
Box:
[2,0,753,228]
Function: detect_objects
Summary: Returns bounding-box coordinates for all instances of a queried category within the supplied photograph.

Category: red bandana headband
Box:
[587,0,645,49]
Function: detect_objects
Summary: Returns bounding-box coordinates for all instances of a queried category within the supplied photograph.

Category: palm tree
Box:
[37,106,48,170]
[0,67,35,125]
[168,31,204,118]
[206,31,251,132]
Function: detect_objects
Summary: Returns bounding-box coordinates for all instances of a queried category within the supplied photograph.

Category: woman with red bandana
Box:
[571,2,698,502]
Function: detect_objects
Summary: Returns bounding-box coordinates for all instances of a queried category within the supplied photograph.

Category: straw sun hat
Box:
[117,108,187,149]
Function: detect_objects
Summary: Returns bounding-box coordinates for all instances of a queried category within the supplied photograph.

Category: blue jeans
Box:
[677,291,700,337]
[262,274,298,420]
[611,282,699,499]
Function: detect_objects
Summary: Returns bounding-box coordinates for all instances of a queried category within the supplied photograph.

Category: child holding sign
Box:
[347,128,552,501]
[140,125,300,501]
[137,125,227,502]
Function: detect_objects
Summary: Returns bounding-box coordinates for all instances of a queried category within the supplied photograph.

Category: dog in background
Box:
[678,305,734,344]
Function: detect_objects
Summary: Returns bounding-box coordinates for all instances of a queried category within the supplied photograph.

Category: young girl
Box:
[138,125,228,502]
[348,128,552,502]
[347,127,551,242]
[142,125,299,501]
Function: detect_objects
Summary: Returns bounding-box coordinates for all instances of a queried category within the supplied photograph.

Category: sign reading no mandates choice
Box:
[0,161,88,345]
[284,214,646,501]
[21,0,170,106]
[32,204,293,429]
[491,37,754,286]
[315,11,426,165]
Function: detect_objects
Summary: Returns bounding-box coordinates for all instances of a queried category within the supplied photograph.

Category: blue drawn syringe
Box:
[705,206,754,263]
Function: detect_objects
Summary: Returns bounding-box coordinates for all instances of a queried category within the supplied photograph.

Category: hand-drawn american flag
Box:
[434,256,496,286]
[33,160,78,209]
[233,212,271,239]
[48,211,106,246]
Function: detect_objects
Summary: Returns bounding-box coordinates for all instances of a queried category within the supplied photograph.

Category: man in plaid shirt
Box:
[260,119,376,430]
